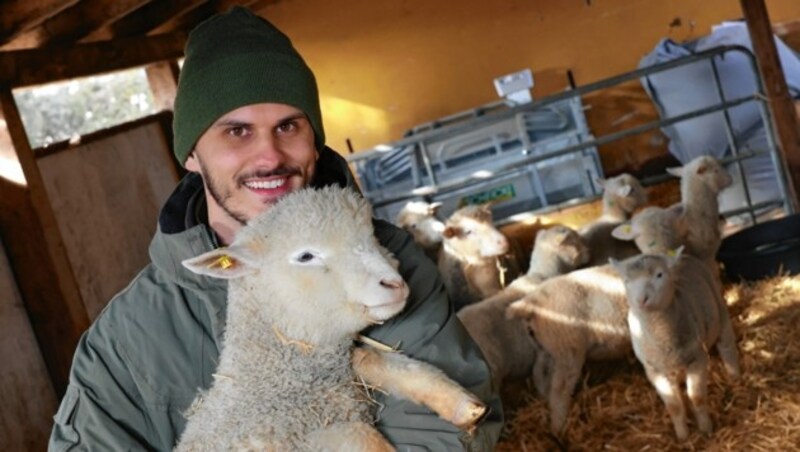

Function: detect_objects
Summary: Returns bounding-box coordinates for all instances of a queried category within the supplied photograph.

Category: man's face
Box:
[185,103,318,241]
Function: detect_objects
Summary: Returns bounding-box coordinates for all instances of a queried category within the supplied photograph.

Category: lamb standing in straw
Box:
[610,249,740,440]
[175,186,487,451]
[458,225,590,393]
[612,156,732,269]
[438,203,518,311]
[505,262,631,434]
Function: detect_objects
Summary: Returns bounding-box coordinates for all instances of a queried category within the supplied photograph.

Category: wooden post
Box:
[145,59,180,112]
[740,0,800,211]
[0,87,89,396]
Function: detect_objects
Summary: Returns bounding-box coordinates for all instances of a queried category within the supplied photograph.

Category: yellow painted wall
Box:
[258,0,800,153]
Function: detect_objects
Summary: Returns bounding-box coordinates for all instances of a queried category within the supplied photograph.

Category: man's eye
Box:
[277,122,298,134]
[227,126,248,137]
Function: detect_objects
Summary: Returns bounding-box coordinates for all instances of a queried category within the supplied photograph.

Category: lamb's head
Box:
[609,248,683,312]
[442,203,509,260]
[395,201,445,249]
[182,186,409,343]
[666,155,732,194]
[599,173,647,219]
[612,206,687,255]
[529,225,590,274]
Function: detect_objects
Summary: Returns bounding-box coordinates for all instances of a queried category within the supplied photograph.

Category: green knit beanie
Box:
[173,7,325,165]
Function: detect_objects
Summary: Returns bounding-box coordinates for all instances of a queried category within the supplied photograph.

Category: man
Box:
[49,7,503,450]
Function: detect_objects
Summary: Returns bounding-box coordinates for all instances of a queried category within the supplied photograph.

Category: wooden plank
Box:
[148,0,259,35]
[146,60,180,111]
[38,119,179,320]
[0,0,79,45]
[0,88,89,395]
[0,31,186,88]
[84,0,206,41]
[740,0,800,211]
[0,234,58,451]
[10,0,151,47]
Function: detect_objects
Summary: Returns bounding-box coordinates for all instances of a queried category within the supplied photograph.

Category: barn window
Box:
[13,68,158,149]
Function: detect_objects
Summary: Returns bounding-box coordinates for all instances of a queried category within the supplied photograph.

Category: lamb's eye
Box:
[296,252,315,263]
[656,272,663,279]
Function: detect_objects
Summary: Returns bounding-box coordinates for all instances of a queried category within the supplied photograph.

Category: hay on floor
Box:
[495,274,800,451]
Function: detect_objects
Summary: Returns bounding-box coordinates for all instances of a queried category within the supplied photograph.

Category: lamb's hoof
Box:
[452,399,489,433]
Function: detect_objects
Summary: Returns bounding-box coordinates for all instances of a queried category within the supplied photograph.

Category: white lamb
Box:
[394,200,445,260]
[438,203,519,311]
[611,205,687,255]
[612,156,731,266]
[457,225,590,393]
[580,173,648,266]
[665,155,732,262]
[610,249,740,440]
[505,263,631,434]
[176,186,487,451]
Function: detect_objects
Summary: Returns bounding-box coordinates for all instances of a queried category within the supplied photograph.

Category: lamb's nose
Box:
[380,278,404,290]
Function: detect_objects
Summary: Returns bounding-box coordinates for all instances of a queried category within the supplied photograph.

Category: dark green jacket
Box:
[49,148,503,451]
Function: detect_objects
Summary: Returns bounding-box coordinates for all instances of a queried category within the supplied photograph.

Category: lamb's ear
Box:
[666,245,684,266]
[616,184,632,198]
[595,177,607,191]
[182,244,259,279]
[428,202,443,215]
[442,225,460,239]
[611,223,636,241]
[666,166,684,178]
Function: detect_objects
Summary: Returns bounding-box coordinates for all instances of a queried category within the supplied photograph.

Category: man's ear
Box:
[182,242,260,279]
[185,150,200,173]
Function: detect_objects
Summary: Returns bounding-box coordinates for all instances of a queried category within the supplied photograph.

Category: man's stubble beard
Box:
[196,155,250,226]
[195,154,305,227]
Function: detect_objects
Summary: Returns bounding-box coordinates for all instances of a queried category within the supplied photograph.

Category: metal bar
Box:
[710,56,757,224]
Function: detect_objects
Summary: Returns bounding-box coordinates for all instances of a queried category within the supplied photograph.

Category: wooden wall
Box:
[38,119,179,320]
[0,236,57,452]
[0,114,178,450]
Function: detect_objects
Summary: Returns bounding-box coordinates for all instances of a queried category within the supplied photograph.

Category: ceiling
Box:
[0,0,278,52]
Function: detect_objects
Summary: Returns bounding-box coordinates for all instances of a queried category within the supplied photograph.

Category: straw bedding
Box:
[494,274,800,451]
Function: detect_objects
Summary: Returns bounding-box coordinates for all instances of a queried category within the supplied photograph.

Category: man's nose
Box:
[249,133,286,165]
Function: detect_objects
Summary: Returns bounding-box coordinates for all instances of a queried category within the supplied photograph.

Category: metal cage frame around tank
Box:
[346,44,795,224]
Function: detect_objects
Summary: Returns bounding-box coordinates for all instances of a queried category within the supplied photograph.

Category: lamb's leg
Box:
[715,311,741,380]
[532,349,552,398]
[351,347,487,431]
[686,359,713,435]
[306,421,395,452]
[646,369,689,440]
[547,353,584,434]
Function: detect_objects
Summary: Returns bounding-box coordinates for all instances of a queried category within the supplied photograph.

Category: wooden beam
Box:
[84,0,206,42]
[0,0,79,45]
[148,0,259,35]
[740,0,800,211]
[0,89,89,395]
[0,31,186,88]
[145,60,180,111]
[10,0,151,48]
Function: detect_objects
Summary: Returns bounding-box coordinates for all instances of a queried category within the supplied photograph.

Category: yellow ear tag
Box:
[622,225,632,234]
[212,254,234,270]
[666,248,677,257]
